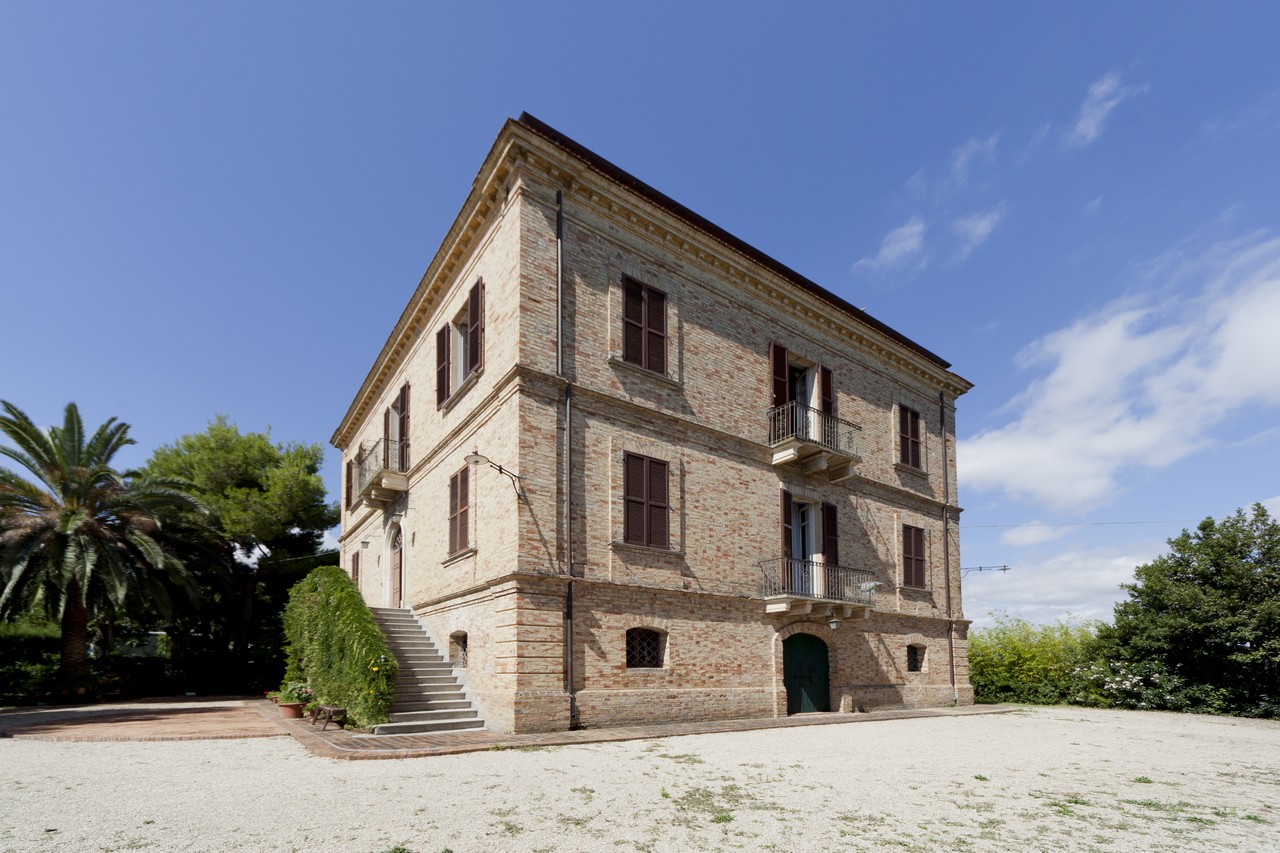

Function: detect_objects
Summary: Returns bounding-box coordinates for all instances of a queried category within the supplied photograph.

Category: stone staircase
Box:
[369,607,484,735]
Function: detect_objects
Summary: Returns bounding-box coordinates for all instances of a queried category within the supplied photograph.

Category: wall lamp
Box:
[464,448,526,497]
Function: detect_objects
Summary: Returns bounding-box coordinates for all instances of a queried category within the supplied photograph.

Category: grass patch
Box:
[1133,776,1154,784]
[658,753,704,765]
[570,786,595,804]
[973,774,989,781]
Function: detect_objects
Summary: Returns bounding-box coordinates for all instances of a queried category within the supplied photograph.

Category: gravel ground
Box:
[2,705,1277,852]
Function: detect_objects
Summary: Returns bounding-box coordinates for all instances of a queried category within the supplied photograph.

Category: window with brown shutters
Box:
[625,627,664,668]
[345,459,353,509]
[822,502,839,565]
[902,524,926,588]
[623,452,669,548]
[449,466,470,554]
[351,551,360,586]
[622,276,666,375]
[899,405,922,468]
[436,279,484,407]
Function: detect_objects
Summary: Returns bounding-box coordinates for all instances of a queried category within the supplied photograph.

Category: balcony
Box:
[354,438,410,509]
[759,558,878,619]
[766,402,861,481]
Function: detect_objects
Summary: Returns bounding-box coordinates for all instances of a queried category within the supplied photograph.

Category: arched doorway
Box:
[389,528,403,608]
[783,633,830,713]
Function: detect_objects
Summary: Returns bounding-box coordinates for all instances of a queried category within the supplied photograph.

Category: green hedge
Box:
[281,566,398,728]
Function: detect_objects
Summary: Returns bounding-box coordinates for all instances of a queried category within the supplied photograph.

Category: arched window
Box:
[625,628,664,669]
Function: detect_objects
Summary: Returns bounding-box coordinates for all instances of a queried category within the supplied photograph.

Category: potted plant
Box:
[277,681,313,718]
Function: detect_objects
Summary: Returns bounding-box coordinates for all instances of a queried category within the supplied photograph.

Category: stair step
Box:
[387,708,478,723]
[372,717,486,735]
[392,699,471,712]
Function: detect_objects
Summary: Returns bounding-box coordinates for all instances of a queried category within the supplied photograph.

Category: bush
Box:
[969,614,1103,705]
[280,566,397,727]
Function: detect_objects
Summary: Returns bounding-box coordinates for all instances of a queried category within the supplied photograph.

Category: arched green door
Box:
[783,633,830,714]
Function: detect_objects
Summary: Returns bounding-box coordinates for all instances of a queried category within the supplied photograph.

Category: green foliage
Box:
[145,416,337,558]
[968,614,1103,705]
[0,401,205,680]
[1098,504,1280,718]
[281,566,397,728]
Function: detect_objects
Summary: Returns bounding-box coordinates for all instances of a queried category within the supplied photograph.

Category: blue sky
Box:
[4,3,1279,628]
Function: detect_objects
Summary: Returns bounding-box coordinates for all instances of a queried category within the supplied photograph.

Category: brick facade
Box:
[333,115,974,733]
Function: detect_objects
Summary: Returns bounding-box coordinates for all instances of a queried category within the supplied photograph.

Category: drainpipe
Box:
[557,190,580,727]
[941,391,958,704]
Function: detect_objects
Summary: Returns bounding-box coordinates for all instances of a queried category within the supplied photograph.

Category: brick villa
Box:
[332,114,974,733]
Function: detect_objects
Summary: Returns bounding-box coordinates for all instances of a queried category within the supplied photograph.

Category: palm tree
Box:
[0,401,205,680]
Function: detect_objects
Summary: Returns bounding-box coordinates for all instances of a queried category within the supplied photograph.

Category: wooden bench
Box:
[309,704,347,731]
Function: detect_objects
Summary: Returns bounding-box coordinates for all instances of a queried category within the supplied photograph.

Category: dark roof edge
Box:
[515,112,955,372]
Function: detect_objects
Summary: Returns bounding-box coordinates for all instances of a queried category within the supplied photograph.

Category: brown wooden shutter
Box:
[820,366,834,415]
[900,406,921,467]
[648,458,669,548]
[770,343,788,408]
[822,502,839,566]
[468,279,484,375]
[345,459,353,509]
[646,288,666,374]
[623,277,644,366]
[903,525,925,587]
[457,466,469,551]
[780,489,794,560]
[436,325,450,406]
[352,551,360,585]
[398,384,411,469]
[449,472,459,554]
[623,453,646,544]
[382,409,390,468]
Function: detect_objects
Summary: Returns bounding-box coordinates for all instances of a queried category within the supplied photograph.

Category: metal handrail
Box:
[355,438,409,494]
[759,558,878,606]
[766,401,861,458]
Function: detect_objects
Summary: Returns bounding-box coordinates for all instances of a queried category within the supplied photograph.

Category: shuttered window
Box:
[623,452,669,548]
[351,551,360,586]
[436,279,484,407]
[899,406,922,468]
[622,277,666,375]
[902,524,926,588]
[822,502,839,565]
[397,383,410,470]
[345,459,353,509]
[449,466,470,554]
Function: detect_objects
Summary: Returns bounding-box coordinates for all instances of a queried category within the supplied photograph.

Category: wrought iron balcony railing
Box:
[355,438,410,497]
[766,401,862,459]
[759,558,878,607]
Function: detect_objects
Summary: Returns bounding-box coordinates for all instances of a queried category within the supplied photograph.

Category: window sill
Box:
[607,355,680,389]
[439,366,484,413]
[442,547,477,567]
[897,583,931,594]
[894,462,928,477]
[610,540,685,557]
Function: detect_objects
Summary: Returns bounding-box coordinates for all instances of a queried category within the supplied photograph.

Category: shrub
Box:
[280,566,398,727]
[968,614,1103,705]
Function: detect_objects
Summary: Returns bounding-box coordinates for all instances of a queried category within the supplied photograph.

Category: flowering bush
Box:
[280,566,398,728]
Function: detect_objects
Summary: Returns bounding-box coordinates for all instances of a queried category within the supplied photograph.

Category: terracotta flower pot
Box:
[279,702,305,719]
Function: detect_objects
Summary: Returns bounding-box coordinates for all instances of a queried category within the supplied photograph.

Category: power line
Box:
[961,519,1197,530]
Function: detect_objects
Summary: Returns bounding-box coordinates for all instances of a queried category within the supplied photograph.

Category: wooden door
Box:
[783,633,830,714]
[390,529,403,608]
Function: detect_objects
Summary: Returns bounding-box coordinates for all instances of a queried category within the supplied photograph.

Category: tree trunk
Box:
[60,580,90,681]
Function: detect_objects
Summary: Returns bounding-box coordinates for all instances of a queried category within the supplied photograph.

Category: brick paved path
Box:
[1,698,1010,756]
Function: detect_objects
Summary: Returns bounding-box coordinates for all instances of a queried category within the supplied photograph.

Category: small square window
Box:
[626,628,664,668]
[907,644,925,673]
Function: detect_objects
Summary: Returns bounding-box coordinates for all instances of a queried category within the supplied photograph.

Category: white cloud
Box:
[853,217,927,273]
[948,134,999,187]
[952,204,1007,260]
[1083,196,1103,216]
[1066,71,1146,147]
[999,522,1078,548]
[959,232,1280,512]
[905,169,927,200]
[1262,495,1280,517]
[965,546,1155,628]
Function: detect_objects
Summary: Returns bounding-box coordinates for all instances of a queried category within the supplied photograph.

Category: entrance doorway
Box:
[783,633,830,714]
[390,528,403,608]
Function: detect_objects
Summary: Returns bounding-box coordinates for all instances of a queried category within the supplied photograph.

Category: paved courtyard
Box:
[1,703,1277,851]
